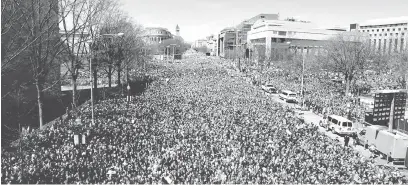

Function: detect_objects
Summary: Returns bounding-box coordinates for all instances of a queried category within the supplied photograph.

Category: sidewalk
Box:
[61,84,118,91]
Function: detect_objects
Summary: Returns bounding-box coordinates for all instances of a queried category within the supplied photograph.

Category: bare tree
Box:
[324,33,371,95]
[1,0,68,128]
[59,0,111,111]
[388,51,408,88]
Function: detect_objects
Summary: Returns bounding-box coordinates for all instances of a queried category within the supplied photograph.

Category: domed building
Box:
[142,27,173,44]
[142,25,186,57]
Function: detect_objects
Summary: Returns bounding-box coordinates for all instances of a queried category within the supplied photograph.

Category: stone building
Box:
[350,16,408,54]
[142,27,173,44]
[216,13,279,57]
[246,19,362,58]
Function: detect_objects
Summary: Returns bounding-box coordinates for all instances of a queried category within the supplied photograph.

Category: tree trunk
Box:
[345,75,353,96]
[117,66,121,85]
[93,68,98,103]
[108,66,112,88]
[71,77,77,110]
[35,80,44,128]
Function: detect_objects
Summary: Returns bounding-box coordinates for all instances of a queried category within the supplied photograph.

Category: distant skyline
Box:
[120,0,408,42]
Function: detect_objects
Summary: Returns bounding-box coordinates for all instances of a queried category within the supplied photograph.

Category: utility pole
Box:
[301,54,305,108]
[235,28,241,71]
[89,44,95,126]
[389,93,395,132]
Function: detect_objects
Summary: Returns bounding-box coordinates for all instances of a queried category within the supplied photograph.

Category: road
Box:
[263,91,408,173]
[221,59,408,175]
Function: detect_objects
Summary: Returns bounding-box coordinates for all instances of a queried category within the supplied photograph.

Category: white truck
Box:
[356,125,408,163]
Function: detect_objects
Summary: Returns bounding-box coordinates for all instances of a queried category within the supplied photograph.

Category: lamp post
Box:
[287,41,305,108]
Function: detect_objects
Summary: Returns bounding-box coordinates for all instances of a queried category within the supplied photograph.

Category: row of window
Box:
[360,23,408,29]
[373,115,404,121]
[360,27,407,32]
[149,37,169,42]
[150,30,170,35]
[370,32,405,37]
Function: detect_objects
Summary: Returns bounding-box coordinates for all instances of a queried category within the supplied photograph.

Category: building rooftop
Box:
[145,27,170,31]
[252,19,320,30]
[360,16,408,26]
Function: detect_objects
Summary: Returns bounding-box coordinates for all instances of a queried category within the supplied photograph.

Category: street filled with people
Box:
[2,51,408,184]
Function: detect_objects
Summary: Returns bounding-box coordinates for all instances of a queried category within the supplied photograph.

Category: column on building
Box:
[265,36,271,59]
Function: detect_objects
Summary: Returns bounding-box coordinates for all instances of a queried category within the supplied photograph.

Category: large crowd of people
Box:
[2,51,407,184]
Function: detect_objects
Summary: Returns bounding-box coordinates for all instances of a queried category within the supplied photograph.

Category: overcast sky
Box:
[120,0,408,42]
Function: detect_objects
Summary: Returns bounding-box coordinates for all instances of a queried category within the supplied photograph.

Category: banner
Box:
[82,135,86,144]
[74,135,79,145]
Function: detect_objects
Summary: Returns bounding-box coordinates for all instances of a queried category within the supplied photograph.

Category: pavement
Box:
[61,84,118,91]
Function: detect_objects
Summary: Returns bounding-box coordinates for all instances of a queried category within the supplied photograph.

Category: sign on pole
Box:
[372,90,407,127]
[74,135,79,145]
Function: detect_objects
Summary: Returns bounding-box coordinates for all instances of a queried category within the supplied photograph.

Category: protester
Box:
[2,51,407,184]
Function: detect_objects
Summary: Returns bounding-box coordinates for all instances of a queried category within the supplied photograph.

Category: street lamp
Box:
[89,32,124,125]
[287,41,305,108]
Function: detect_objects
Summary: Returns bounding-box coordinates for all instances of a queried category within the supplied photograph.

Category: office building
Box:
[350,17,408,54]
[217,13,280,57]
[247,19,359,57]
[206,35,217,55]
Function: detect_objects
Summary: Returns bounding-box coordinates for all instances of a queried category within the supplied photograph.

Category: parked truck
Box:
[356,125,408,164]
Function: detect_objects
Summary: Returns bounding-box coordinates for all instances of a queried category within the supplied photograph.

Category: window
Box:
[398,28,401,31]
[332,119,338,124]
[396,33,399,36]
[403,33,405,36]
[393,28,395,31]
[379,39,382,52]
[405,28,407,30]
[374,34,377,36]
[390,33,393,36]
[379,34,382,36]
[377,29,379,32]
[382,29,385,31]
[401,38,405,52]
[385,33,387,36]
[260,16,265,18]
[370,34,372,36]
[387,28,390,31]
[372,29,374,32]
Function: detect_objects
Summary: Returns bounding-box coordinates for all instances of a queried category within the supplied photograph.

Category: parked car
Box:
[279,90,297,103]
[261,84,277,93]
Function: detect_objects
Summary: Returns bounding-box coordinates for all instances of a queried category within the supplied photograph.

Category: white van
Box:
[279,90,297,103]
[326,115,356,135]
